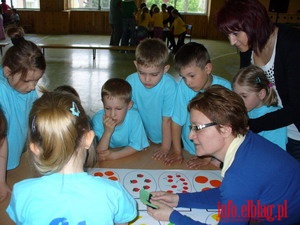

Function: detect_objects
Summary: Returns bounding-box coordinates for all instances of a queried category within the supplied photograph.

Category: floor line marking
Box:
[211,52,237,60]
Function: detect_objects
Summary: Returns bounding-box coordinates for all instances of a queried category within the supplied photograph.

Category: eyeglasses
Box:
[189,122,218,132]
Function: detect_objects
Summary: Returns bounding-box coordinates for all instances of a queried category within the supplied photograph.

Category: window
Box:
[146,0,207,14]
[69,0,208,14]
[69,0,103,10]
[11,0,39,8]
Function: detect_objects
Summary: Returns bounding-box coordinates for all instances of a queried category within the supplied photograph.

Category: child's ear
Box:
[3,66,11,78]
[127,100,133,110]
[84,130,95,149]
[258,89,266,100]
[29,142,40,156]
[133,60,138,69]
[204,63,213,75]
[163,64,170,73]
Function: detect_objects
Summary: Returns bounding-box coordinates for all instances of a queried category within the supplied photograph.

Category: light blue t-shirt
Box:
[126,72,177,143]
[7,172,137,225]
[0,67,38,170]
[91,108,149,150]
[172,75,231,155]
[248,105,287,150]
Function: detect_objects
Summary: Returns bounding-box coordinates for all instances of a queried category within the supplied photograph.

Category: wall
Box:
[17,0,300,39]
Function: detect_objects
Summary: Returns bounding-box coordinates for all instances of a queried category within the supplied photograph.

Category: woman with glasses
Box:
[147,85,300,225]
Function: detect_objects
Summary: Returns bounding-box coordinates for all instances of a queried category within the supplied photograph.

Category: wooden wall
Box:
[17,0,300,40]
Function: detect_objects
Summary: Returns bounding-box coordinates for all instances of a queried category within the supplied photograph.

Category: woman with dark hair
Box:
[215,0,300,161]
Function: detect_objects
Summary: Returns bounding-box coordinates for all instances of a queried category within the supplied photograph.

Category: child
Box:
[169,9,186,53]
[0,108,10,202]
[151,6,164,40]
[6,25,25,45]
[126,38,177,161]
[166,42,231,168]
[136,6,151,44]
[233,65,287,150]
[0,31,46,170]
[53,84,80,99]
[6,91,137,224]
[161,4,169,23]
[92,78,149,161]
[10,9,20,26]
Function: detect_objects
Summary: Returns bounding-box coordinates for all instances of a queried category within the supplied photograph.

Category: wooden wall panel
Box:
[69,11,110,34]
[207,0,227,40]
[182,15,208,38]
[40,0,66,11]
[16,0,300,39]
[18,10,38,33]
[35,11,70,34]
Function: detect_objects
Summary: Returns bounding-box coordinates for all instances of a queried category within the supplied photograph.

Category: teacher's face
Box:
[189,109,226,159]
[227,31,250,52]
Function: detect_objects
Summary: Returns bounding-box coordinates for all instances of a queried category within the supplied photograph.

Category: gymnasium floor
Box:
[0,35,239,224]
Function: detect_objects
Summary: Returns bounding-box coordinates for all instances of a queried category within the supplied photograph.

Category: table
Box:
[98,145,217,170]
[0,144,219,225]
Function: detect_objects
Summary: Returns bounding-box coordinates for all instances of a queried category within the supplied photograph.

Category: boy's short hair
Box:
[101,78,132,104]
[135,38,169,68]
[174,42,211,71]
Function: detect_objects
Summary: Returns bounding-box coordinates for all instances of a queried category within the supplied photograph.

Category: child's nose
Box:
[29,82,36,91]
[110,110,115,116]
[188,130,195,140]
[145,75,151,82]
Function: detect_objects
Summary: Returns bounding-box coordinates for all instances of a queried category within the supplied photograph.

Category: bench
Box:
[36,43,137,60]
[0,42,10,56]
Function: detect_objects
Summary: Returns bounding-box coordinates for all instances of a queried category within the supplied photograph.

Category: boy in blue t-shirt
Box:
[126,38,177,160]
[92,78,149,161]
[166,42,232,168]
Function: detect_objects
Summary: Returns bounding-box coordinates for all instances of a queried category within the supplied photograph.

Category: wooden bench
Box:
[36,43,136,60]
[0,42,10,56]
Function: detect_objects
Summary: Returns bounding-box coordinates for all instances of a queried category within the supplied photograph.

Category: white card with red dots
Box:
[88,168,222,225]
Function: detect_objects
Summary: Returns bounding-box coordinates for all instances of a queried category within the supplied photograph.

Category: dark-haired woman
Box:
[215,0,300,161]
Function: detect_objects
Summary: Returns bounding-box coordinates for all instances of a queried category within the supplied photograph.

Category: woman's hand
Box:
[150,191,179,207]
[147,199,174,222]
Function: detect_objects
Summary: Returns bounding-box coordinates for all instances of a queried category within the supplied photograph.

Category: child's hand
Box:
[102,115,117,133]
[152,146,169,161]
[163,152,184,166]
[186,156,220,169]
[98,150,113,161]
[0,181,11,202]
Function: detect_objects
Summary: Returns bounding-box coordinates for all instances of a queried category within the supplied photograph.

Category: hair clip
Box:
[31,116,36,133]
[70,102,80,117]
[268,83,273,88]
[255,77,261,84]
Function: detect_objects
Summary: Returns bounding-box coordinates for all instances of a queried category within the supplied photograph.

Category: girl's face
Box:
[189,109,228,160]
[179,63,212,92]
[134,62,169,89]
[233,84,265,111]
[5,67,44,94]
[102,96,132,126]
[227,31,250,52]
